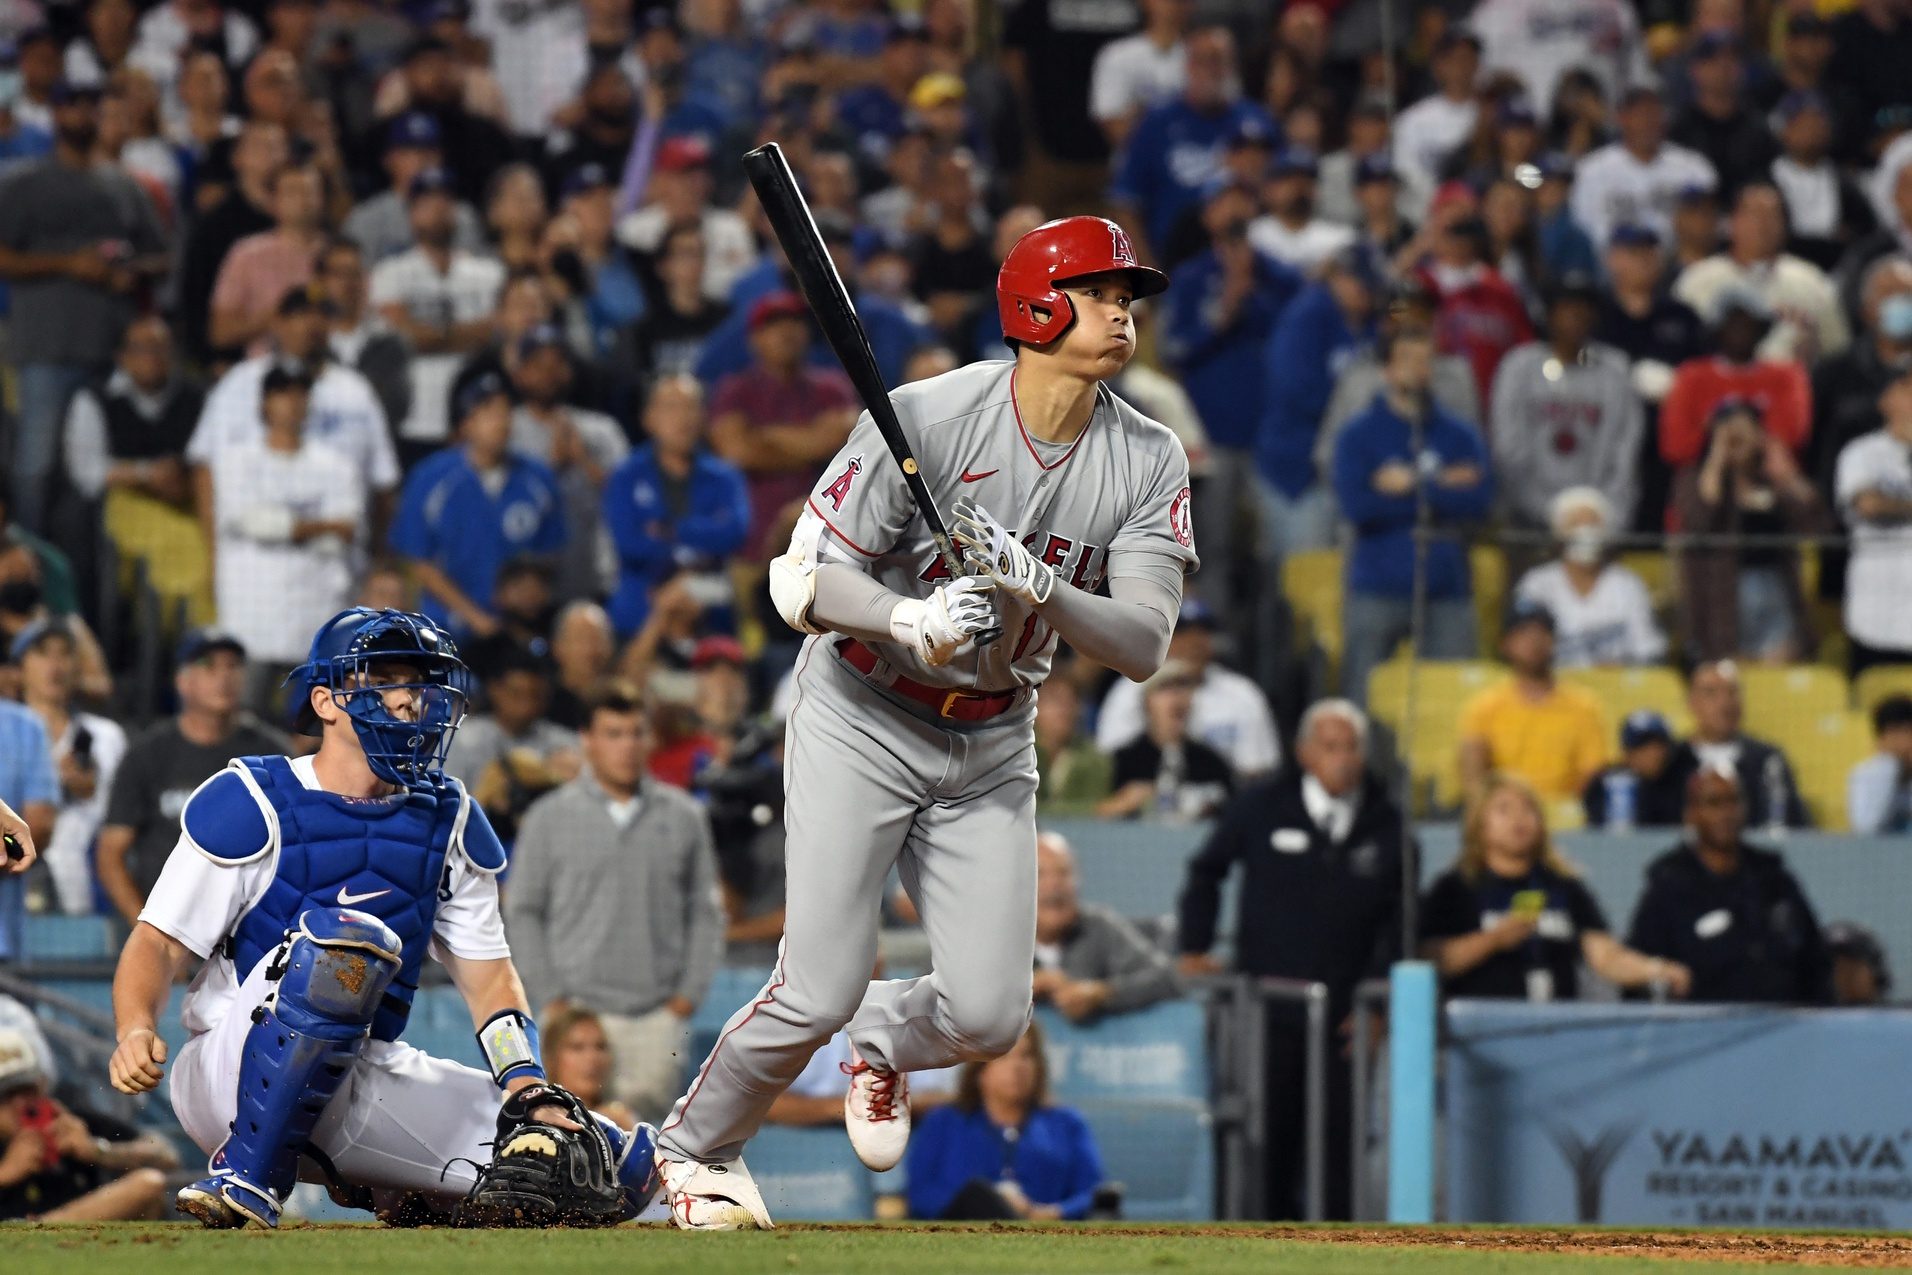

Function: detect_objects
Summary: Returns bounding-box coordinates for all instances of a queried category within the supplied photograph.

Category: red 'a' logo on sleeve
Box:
[821,455,863,511]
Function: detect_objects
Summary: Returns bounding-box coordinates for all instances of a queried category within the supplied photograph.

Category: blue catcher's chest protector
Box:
[223,756,467,1042]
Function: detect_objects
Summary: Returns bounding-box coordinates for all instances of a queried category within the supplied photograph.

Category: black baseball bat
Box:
[742,141,1000,647]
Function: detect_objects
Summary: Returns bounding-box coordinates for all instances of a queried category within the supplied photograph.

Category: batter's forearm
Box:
[809,563,909,644]
[1035,575,1178,682]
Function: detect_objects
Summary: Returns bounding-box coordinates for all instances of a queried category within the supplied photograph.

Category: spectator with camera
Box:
[1673,396,1828,663]
[1422,772,1690,1001]
[506,682,724,1125]
[14,619,124,916]
[1628,764,1830,1004]
[0,1027,178,1221]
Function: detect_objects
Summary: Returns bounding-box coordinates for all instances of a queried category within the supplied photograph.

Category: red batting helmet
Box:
[997,216,1168,347]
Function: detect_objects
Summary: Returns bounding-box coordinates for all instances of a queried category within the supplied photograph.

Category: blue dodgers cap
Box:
[1774,90,1830,124]
[1497,96,1538,127]
[515,321,569,360]
[1610,221,1662,248]
[1226,115,1277,150]
[1503,596,1556,634]
[406,165,456,201]
[7,616,71,664]
[1270,144,1319,178]
[454,370,511,423]
[560,162,612,200]
[1176,596,1219,630]
[1355,152,1397,185]
[385,110,441,152]
[1621,709,1673,750]
[177,628,248,668]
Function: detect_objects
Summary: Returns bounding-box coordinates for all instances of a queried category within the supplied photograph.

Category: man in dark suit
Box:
[1177,698,1406,1221]
[1665,660,1809,828]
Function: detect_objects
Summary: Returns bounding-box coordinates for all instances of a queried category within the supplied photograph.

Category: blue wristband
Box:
[477,1009,545,1088]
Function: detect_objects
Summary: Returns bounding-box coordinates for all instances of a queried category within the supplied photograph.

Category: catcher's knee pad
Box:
[215,908,402,1224]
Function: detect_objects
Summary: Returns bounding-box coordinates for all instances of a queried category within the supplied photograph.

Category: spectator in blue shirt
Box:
[694,213,924,390]
[555,163,647,360]
[906,1022,1107,1222]
[0,700,58,960]
[388,371,567,639]
[1332,326,1494,704]
[1258,246,1382,560]
[1109,27,1276,263]
[1160,178,1303,600]
[834,23,930,169]
[602,375,750,640]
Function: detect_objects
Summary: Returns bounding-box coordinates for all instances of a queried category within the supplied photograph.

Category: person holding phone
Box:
[14,619,127,915]
[1419,772,1690,1001]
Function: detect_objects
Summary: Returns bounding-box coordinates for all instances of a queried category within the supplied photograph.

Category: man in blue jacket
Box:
[1107,26,1277,263]
[1331,326,1493,705]
[1257,245,1381,560]
[601,375,750,639]
[1160,178,1304,599]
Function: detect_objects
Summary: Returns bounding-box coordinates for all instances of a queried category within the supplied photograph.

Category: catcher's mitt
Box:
[455,1082,624,1228]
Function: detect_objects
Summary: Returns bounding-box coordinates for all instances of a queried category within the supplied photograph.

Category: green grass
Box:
[1,1223,1875,1275]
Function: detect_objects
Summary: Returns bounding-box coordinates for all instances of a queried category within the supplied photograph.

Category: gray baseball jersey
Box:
[657,357,1196,1169]
[797,358,1199,689]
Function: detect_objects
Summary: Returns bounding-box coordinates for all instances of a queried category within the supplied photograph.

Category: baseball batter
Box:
[106,608,656,1229]
[654,216,1198,1229]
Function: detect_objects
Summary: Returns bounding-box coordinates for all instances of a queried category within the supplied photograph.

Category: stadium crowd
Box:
[2,0,1912,1224]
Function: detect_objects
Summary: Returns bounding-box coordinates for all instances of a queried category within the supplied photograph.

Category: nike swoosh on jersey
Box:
[960,468,999,483]
[337,886,392,906]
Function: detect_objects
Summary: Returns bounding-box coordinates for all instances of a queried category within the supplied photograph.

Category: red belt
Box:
[834,639,1022,722]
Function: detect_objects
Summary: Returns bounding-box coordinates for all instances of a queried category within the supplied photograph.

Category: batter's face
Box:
[1046,273,1137,378]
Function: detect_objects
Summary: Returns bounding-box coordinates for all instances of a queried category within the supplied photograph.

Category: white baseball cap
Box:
[0,1026,46,1095]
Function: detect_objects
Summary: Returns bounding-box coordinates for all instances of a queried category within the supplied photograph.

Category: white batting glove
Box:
[890,575,997,667]
[952,500,1054,606]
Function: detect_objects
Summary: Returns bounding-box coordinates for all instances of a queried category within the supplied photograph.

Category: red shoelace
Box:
[842,1061,900,1123]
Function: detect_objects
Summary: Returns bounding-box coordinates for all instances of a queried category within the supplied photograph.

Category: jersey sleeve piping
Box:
[805,497,885,559]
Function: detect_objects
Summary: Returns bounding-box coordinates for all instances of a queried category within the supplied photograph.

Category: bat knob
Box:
[973,625,1004,649]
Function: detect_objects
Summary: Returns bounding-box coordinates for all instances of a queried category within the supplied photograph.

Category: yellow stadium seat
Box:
[1853,666,1912,719]
[1471,545,1507,656]
[1368,659,1502,811]
[1736,665,1849,742]
[1281,549,1344,677]
[1616,551,1674,610]
[1783,711,1876,831]
[1559,667,1694,739]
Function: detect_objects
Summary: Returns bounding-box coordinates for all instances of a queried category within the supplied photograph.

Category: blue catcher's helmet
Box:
[286,609,472,788]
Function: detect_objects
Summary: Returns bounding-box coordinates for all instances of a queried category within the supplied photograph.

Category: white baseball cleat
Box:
[654,1152,776,1230]
[842,1044,910,1172]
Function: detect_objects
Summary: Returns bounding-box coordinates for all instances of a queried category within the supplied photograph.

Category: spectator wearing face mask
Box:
[1513,487,1666,667]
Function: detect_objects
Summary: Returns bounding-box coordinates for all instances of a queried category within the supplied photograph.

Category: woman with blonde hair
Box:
[1419,773,1691,1000]
[540,1005,636,1131]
